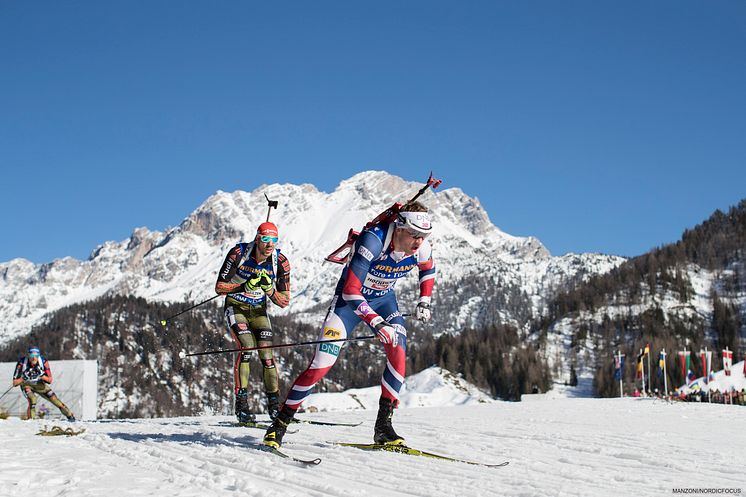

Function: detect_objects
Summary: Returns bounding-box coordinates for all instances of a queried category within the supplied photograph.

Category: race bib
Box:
[362,273,396,292]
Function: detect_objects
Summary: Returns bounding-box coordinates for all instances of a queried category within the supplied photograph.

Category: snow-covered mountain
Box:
[0,171,625,343]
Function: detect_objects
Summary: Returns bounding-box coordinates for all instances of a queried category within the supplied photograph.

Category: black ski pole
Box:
[0,384,15,402]
[160,294,222,327]
[183,335,377,358]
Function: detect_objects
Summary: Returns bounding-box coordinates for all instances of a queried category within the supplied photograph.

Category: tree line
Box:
[0,294,549,417]
[535,199,746,397]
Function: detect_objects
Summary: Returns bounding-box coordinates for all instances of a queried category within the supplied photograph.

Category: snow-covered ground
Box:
[1,397,744,497]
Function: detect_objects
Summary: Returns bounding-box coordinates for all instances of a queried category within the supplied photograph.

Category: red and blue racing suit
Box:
[285,221,435,409]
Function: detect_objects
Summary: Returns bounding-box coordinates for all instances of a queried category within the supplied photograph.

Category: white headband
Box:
[395,211,432,235]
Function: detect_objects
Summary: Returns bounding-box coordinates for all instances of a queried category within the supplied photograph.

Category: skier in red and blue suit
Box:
[264,201,435,448]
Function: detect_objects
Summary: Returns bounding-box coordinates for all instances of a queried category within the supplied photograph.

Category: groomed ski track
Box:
[1,400,744,497]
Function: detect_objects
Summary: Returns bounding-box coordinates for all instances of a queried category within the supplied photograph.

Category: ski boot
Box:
[373,397,405,445]
[61,405,75,421]
[263,406,296,449]
[266,390,281,420]
[235,388,256,424]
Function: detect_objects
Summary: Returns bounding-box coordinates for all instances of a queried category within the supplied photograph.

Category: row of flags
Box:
[614,345,744,387]
[676,349,739,384]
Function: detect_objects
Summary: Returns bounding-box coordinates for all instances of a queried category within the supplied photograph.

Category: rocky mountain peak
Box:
[0,171,625,343]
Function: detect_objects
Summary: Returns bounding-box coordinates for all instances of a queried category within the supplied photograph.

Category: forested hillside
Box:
[534,199,746,396]
[0,295,549,417]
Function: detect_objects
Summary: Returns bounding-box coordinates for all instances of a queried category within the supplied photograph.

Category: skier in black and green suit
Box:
[215,221,291,423]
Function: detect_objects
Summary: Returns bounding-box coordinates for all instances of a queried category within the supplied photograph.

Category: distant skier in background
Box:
[264,201,435,448]
[12,346,76,421]
[215,222,291,423]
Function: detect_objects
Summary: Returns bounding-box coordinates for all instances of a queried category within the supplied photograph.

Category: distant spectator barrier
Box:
[0,360,98,420]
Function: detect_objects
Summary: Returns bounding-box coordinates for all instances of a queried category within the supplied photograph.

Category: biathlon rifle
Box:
[325,172,442,264]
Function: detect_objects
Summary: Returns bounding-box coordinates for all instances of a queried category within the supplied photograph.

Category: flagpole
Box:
[645,344,653,390]
[724,346,728,405]
[662,349,668,398]
[705,346,711,403]
[640,348,646,395]
[618,350,623,398]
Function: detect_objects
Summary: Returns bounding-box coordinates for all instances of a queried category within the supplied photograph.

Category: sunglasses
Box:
[29,353,40,358]
[404,228,430,240]
[259,235,278,243]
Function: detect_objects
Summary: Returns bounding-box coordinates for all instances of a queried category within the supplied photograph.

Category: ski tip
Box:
[291,418,361,427]
[331,441,509,468]
[254,444,322,466]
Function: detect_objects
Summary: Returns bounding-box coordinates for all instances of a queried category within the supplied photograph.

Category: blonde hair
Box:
[400,201,428,213]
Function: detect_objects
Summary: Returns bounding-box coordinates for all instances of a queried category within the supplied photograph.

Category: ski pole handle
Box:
[264,193,278,222]
[408,172,442,204]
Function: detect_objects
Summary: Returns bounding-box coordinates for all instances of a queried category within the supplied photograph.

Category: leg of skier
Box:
[225,306,257,424]
[39,387,75,421]
[22,385,37,420]
[264,296,358,448]
[251,316,281,420]
[371,296,408,445]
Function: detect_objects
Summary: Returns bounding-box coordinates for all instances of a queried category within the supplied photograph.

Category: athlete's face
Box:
[29,354,39,364]
[393,227,425,255]
[255,235,276,258]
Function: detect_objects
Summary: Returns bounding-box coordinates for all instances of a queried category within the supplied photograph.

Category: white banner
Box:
[0,360,98,420]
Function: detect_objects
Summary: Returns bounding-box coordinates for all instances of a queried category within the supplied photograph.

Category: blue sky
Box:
[1,1,744,263]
